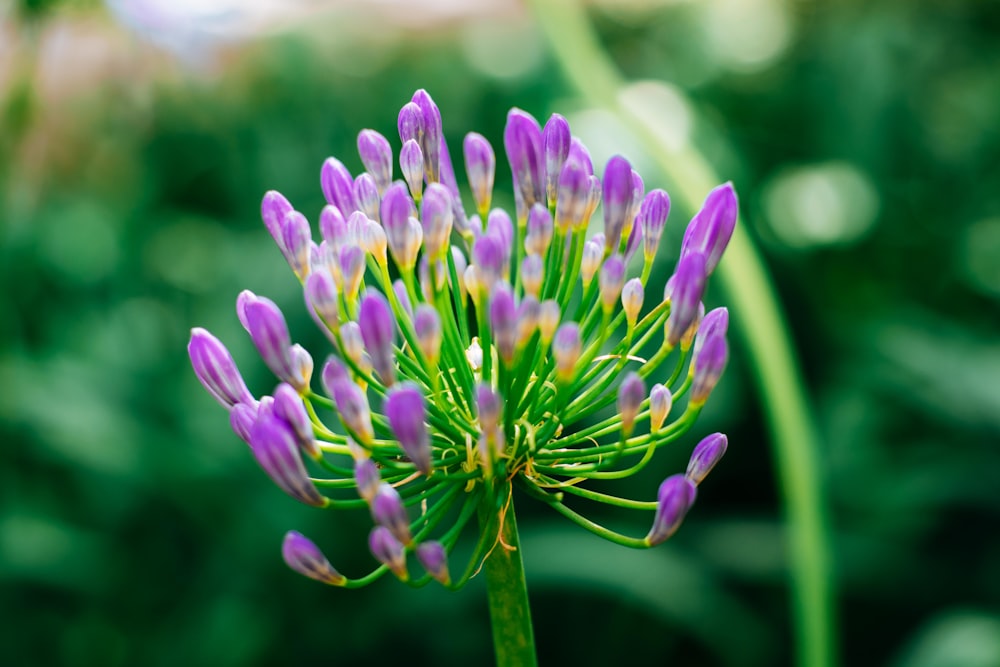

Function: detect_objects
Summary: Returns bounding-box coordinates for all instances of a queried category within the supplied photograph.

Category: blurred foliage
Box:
[1,1,999,666]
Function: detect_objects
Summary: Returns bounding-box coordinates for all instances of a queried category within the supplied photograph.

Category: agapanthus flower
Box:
[188,89,737,589]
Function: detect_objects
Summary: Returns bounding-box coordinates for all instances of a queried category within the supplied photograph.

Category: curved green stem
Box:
[528,2,836,666]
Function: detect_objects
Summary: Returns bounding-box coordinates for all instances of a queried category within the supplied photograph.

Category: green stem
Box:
[528,2,836,666]
[478,484,538,667]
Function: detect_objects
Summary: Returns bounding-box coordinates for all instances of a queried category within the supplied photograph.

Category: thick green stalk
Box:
[527,2,836,666]
[478,486,538,667]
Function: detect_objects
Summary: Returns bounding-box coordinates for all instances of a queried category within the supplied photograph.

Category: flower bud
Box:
[319,204,348,251]
[413,304,442,367]
[555,159,590,233]
[358,291,397,386]
[516,295,540,350]
[357,129,393,195]
[273,382,319,459]
[490,283,517,367]
[362,219,387,266]
[354,456,381,503]
[320,157,357,216]
[602,155,634,253]
[400,138,424,201]
[338,244,366,302]
[486,208,514,271]
[464,132,495,215]
[371,482,412,545]
[412,89,442,183]
[242,293,302,389]
[421,182,454,260]
[282,531,346,586]
[339,321,365,368]
[680,182,738,275]
[686,433,728,485]
[645,474,696,546]
[280,210,312,280]
[290,344,313,389]
[693,307,729,359]
[472,233,506,293]
[525,203,554,257]
[369,525,408,580]
[320,355,349,390]
[416,541,450,585]
[476,384,503,434]
[543,113,571,208]
[648,383,672,433]
[464,264,481,304]
[599,254,626,314]
[521,253,544,299]
[385,383,433,475]
[230,401,257,445]
[398,101,423,146]
[504,108,545,210]
[580,240,603,289]
[553,322,582,383]
[620,278,645,328]
[249,413,327,507]
[354,172,381,222]
[188,328,254,409]
[329,372,375,445]
[640,189,671,262]
[665,252,707,347]
[261,190,294,255]
[617,372,645,436]
[380,182,420,271]
[538,300,561,345]
[568,137,593,176]
[690,334,728,405]
[680,302,705,352]
[392,279,412,319]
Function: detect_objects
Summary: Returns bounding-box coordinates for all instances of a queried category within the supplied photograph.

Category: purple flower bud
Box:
[321,355,349,390]
[421,183,454,260]
[354,456,381,503]
[599,254,627,314]
[411,89,442,183]
[327,371,374,445]
[230,401,257,445]
[490,283,517,366]
[568,137,594,176]
[521,253,544,298]
[188,328,254,409]
[320,157,357,216]
[504,108,545,211]
[369,525,408,580]
[261,190,294,254]
[525,203,553,257]
[357,129,393,195]
[282,531,346,586]
[553,322,582,383]
[693,307,729,359]
[486,209,514,268]
[538,300,561,345]
[621,278,644,326]
[543,113,571,207]
[617,372,646,436]
[249,413,327,507]
[476,383,503,434]
[649,383,672,433]
[385,383,432,475]
[646,474,697,546]
[555,159,590,233]
[640,189,671,262]
[358,291,397,386]
[680,182,738,275]
[319,204,348,251]
[680,302,705,352]
[363,219,388,266]
[338,244,366,301]
[242,294,300,387]
[580,240,603,288]
[413,304,442,366]
[665,252,707,347]
[339,321,366,370]
[391,279,412,320]
[464,132,495,215]
[690,334,728,405]
[686,433,727,485]
[290,344,313,389]
[273,382,318,459]
[603,155,635,253]
[279,210,312,280]
[354,172,381,222]
[400,138,424,201]
[380,182,417,266]
[472,232,506,294]
[625,169,644,240]
[415,541,450,585]
[398,101,423,145]
[516,295,540,350]
[463,264,481,305]
[371,481,412,544]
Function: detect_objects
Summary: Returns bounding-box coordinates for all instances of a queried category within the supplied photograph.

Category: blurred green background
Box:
[2,0,999,665]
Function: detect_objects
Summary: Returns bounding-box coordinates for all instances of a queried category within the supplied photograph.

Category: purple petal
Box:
[188,327,254,409]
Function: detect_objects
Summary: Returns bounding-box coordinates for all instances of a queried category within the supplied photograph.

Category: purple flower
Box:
[693,307,729,359]
[411,89,442,183]
[476,384,503,434]
[369,525,408,580]
[421,183,454,260]
[371,481,412,545]
[686,433,727,485]
[646,474,697,546]
[385,383,432,475]
[380,181,419,270]
[279,210,312,280]
[397,101,423,146]
[543,113,571,207]
[464,131,495,215]
[354,456,381,503]
[665,252,707,347]
[538,299,561,345]
[504,108,545,212]
[580,239,603,288]
[472,232,506,293]
[680,182,738,275]
[320,157,357,216]
[416,541,450,585]
[413,305,442,367]
[521,253,544,298]
[525,203,553,257]
[568,137,593,176]
[319,204,348,250]
[640,189,671,262]
[229,401,258,445]
[282,531,346,586]
[249,412,327,507]
[602,155,635,253]
[272,382,319,460]
[617,372,645,436]
[357,128,393,195]
[553,322,582,383]
[261,190,294,252]
[690,334,728,405]
[490,283,517,366]
[188,328,254,409]
[358,291,397,386]
[516,295,540,350]
[239,292,303,389]
[599,254,627,314]
[353,172,381,222]
[621,278,644,327]
[322,358,375,445]
[400,138,424,201]
[555,159,590,233]
[338,244,366,301]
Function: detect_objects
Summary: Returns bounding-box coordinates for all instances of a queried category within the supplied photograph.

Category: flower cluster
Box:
[188,89,735,589]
